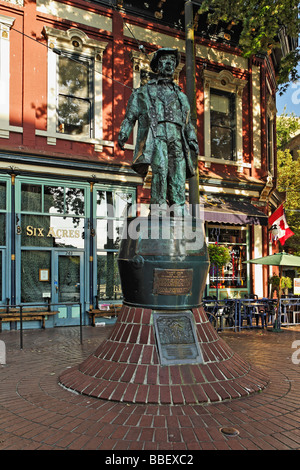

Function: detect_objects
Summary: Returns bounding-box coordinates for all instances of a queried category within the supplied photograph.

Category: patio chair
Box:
[266,299,276,325]
[241,298,254,327]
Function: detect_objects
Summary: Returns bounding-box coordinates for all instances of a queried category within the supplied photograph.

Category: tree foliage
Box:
[276,112,300,254]
[276,149,300,254]
[198,0,300,92]
[276,110,300,150]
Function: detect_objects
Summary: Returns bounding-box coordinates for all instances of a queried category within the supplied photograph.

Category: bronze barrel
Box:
[118,216,210,309]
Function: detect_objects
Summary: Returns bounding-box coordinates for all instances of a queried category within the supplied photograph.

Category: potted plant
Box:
[281,276,292,295]
[269,275,280,297]
[269,274,292,296]
[208,244,231,299]
[208,244,231,268]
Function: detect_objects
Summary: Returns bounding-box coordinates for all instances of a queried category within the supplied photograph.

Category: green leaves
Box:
[276,112,300,254]
[208,244,231,268]
[197,0,300,89]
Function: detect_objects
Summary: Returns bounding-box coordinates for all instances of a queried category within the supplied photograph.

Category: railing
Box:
[203,297,281,332]
[279,297,300,327]
[0,301,83,349]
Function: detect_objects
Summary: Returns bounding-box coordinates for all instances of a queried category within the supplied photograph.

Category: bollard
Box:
[0,340,6,365]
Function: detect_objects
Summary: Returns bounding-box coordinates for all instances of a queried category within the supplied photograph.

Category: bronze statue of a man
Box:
[118,48,199,214]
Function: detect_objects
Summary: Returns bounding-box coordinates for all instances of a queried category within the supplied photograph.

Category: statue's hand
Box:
[189,141,199,154]
[118,134,127,150]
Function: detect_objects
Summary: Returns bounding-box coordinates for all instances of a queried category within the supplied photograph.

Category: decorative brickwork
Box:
[59,305,269,404]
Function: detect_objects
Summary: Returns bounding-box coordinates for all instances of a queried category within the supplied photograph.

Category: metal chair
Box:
[241,298,254,327]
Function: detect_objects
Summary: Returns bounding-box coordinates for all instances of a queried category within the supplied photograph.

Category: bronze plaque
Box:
[153,269,193,295]
[153,311,203,365]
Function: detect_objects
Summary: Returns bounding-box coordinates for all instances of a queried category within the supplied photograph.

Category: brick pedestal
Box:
[59,305,269,404]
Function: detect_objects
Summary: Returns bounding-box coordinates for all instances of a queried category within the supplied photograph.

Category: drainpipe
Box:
[89,181,95,311]
[185,0,200,217]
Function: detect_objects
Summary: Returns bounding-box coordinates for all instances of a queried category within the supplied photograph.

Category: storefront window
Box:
[0,181,6,210]
[20,183,85,249]
[97,252,122,300]
[208,226,248,290]
[96,190,133,218]
[96,188,135,301]
[208,227,246,244]
[19,181,86,305]
[17,179,135,308]
[21,184,42,212]
[58,255,80,303]
[0,179,8,303]
[21,214,84,249]
[21,251,51,303]
[0,214,6,246]
[44,186,64,213]
[44,186,85,216]
[96,219,124,251]
[0,251,2,300]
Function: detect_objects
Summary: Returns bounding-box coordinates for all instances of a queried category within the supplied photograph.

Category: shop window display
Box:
[18,180,135,306]
[21,251,51,303]
[208,226,248,290]
[19,182,86,304]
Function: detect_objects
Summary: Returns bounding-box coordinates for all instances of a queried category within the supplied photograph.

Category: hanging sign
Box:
[294,278,300,295]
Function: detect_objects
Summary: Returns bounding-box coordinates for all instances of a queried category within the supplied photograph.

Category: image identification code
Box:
[105,454,194,466]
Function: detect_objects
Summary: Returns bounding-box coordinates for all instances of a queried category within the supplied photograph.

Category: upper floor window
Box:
[42,27,107,149]
[57,54,93,137]
[202,69,247,171]
[0,14,15,139]
[210,89,236,160]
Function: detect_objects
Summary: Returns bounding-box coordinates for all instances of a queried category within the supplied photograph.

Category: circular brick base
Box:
[59,305,269,405]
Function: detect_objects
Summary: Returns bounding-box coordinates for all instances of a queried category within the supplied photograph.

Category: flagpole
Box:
[274,266,283,331]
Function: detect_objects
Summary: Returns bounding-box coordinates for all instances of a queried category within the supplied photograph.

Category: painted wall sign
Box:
[26,225,81,238]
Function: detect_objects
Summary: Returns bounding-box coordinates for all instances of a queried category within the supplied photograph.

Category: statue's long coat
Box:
[119,79,197,178]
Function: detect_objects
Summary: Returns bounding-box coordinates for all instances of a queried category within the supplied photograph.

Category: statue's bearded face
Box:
[157,54,176,77]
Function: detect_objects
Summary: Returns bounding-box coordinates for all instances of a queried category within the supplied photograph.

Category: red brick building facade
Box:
[0,0,290,327]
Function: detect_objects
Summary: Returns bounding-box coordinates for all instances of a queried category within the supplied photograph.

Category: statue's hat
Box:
[150,48,180,73]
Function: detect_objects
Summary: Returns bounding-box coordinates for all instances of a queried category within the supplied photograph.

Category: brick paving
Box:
[1,324,300,450]
[60,306,269,405]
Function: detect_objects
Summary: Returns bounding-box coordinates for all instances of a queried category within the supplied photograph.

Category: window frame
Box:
[202,69,248,172]
[207,224,249,295]
[0,14,21,139]
[210,88,236,161]
[16,177,89,250]
[94,184,136,302]
[40,26,108,151]
[0,176,11,304]
[56,52,94,137]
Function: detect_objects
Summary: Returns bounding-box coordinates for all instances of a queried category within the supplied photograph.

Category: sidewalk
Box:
[1,323,300,451]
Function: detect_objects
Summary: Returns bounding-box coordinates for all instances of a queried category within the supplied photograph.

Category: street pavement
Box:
[1,323,300,452]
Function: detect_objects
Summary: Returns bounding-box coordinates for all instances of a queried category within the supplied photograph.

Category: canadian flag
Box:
[269,204,294,245]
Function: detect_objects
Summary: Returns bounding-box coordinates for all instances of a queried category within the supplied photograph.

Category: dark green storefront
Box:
[0,173,136,329]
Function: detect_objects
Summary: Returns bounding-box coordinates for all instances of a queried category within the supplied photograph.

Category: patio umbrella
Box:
[245,252,300,329]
